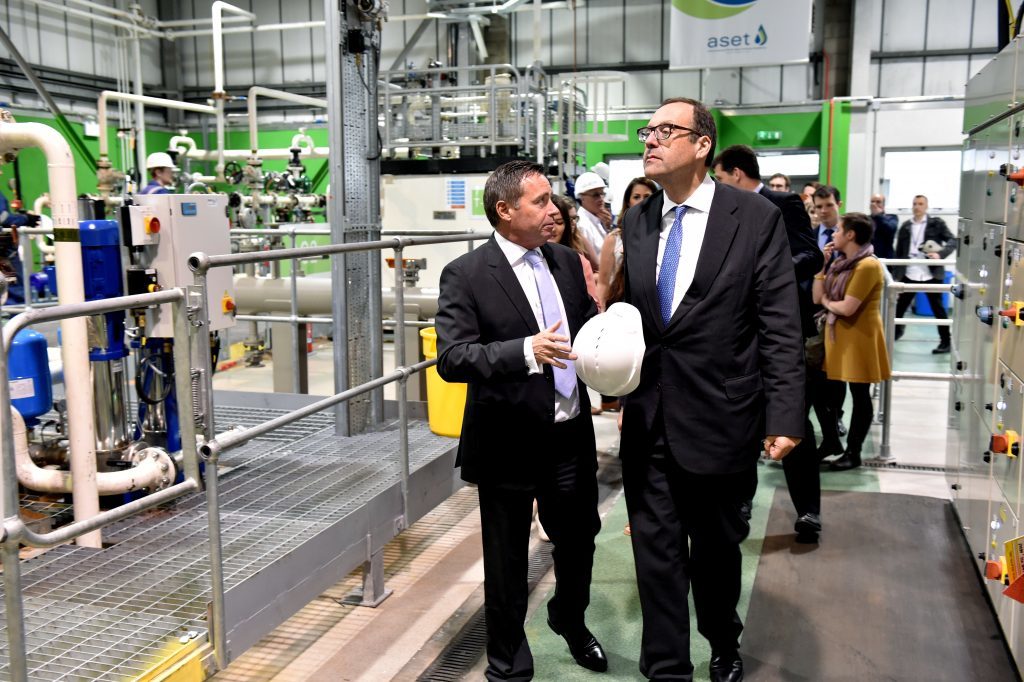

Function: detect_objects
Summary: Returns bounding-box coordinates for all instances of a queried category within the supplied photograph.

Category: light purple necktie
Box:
[523,249,577,398]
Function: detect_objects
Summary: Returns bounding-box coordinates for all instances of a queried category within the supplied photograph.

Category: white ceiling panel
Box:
[880,0,926,52]
[972,0,998,49]
[922,56,968,96]
[662,69,701,102]
[740,66,782,104]
[585,2,622,66]
[925,0,974,50]
[281,0,313,84]
[878,59,923,97]
[624,0,661,63]
[782,63,809,102]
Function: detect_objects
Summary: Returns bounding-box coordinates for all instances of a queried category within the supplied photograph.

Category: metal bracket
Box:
[339,534,392,607]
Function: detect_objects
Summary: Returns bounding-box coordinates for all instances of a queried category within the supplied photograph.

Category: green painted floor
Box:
[521,309,948,680]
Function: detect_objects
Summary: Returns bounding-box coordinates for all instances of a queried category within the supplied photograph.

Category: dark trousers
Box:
[782,367,821,516]
[478,417,600,682]
[812,370,847,452]
[895,275,950,343]
[622,425,757,680]
[844,382,874,455]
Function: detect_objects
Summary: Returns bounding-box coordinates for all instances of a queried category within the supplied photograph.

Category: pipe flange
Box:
[129,447,176,491]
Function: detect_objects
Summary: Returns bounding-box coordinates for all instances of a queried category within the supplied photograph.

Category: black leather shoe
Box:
[710,651,743,682]
[815,441,844,460]
[829,451,861,471]
[932,342,951,354]
[547,619,608,672]
[794,512,822,535]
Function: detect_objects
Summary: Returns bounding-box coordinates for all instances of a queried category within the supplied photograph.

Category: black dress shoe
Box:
[932,342,951,354]
[710,651,743,682]
[829,451,861,471]
[815,441,844,460]
[547,619,608,672]
[794,512,822,535]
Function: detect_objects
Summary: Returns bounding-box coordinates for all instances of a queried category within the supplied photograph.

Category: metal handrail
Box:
[188,230,485,664]
[875,261,957,460]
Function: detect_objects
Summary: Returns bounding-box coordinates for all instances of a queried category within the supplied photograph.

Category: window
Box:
[881,149,962,212]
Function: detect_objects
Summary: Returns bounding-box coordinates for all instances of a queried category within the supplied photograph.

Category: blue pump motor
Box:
[8,328,53,425]
[80,220,126,361]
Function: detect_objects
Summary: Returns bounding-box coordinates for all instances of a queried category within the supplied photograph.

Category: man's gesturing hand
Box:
[532,321,576,369]
[764,435,801,461]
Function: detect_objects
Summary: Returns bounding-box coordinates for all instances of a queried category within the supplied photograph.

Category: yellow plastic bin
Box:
[420,327,467,437]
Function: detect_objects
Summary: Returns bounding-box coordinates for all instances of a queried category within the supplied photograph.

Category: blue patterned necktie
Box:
[523,250,577,398]
[657,205,687,325]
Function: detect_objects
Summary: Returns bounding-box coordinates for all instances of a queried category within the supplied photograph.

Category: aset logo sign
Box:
[674,0,757,20]
[708,24,768,50]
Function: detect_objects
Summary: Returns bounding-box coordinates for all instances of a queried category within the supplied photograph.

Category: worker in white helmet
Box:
[141,152,177,195]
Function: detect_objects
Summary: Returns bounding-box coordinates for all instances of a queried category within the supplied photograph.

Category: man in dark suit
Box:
[712,144,825,542]
[869,193,898,259]
[892,194,956,353]
[620,99,805,681]
[435,161,605,681]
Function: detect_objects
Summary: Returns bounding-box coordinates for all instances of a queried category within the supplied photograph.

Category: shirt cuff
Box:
[524,337,542,374]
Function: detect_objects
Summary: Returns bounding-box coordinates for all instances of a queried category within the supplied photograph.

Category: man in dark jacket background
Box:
[892,194,955,353]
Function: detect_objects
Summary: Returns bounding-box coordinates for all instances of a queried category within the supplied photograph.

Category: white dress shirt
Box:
[906,217,931,282]
[656,175,716,319]
[577,205,608,258]
[493,230,579,421]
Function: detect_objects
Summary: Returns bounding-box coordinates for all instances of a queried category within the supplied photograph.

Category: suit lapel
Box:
[484,237,541,334]
[666,184,740,329]
[636,193,665,330]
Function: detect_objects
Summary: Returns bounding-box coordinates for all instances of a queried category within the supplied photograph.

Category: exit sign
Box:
[756,130,782,142]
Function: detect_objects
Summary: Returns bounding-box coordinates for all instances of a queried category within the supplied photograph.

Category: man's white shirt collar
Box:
[494,229,531,265]
[662,174,716,217]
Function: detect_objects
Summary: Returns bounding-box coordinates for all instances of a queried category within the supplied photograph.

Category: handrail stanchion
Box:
[172,292,202,485]
[879,278,901,461]
[190,269,229,670]
[0,278,30,681]
[394,241,410,523]
[290,226,301,394]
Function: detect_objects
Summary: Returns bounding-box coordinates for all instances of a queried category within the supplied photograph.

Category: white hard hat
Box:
[146,152,177,170]
[574,171,606,195]
[591,162,610,181]
[572,302,645,397]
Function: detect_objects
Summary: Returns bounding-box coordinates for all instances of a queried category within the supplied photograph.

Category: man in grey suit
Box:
[619,98,805,681]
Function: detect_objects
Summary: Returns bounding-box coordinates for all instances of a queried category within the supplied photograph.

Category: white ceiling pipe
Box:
[178,147,330,161]
[213,2,255,180]
[158,15,251,29]
[247,87,327,152]
[23,0,165,38]
[96,91,216,161]
[0,119,99,547]
[11,408,174,495]
[31,195,55,256]
[170,20,325,39]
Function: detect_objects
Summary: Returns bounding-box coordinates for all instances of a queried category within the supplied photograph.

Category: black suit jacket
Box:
[620,183,805,475]
[892,215,956,280]
[758,186,822,338]
[871,213,898,259]
[435,237,598,487]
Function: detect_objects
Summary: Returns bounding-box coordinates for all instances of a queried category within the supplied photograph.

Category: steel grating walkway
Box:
[0,405,456,680]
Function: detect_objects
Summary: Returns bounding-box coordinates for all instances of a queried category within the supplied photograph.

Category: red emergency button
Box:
[992,434,1010,454]
[222,294,235,314]
[1000,307,1018,321]
[144,216,161,234]
[987,560,1004,580]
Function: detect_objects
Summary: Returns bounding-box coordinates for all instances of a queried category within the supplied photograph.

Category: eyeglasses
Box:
[637,123,699,143]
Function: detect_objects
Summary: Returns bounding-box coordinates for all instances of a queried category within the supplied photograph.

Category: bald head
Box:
[870,194,885,215]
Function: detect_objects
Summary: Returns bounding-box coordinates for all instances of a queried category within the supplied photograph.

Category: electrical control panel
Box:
[129,194,236,337]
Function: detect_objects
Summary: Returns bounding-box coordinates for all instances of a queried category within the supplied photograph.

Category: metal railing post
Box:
[0,282,29,682]
[290,227,302,394]
[394,244,410,522]
[172,293,202,485]
[879,280,901,461]
[190,272,229,670]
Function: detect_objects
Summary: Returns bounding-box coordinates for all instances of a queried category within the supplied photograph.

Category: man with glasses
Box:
[574,171,613,263]
[619,98,804,682]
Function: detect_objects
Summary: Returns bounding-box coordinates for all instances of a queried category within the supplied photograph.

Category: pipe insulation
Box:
[233,274,439,319]
[0,119,100,546]
[12,408,174,495]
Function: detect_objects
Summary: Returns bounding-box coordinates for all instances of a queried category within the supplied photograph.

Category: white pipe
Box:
[168,135,198,156]
[178,146,331,161]
[132,36,147,175]
[213,2,255,179]
[247,87,327,152]
[31,195,55,256]
[171,20,325,39]
[0,120,100,547]
[24,0,164,37]
[533,93,544,164]
[97,91,216,160]
[12,408,174,494]
[290,133,316,151]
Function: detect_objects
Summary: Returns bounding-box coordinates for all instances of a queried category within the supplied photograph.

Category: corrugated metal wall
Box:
[0,0,1003,109]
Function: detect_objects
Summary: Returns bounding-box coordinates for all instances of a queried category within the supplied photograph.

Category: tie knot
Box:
[674,204,686,220]
[523,249,544,267]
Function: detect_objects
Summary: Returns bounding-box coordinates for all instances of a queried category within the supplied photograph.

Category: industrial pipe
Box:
[97,91,217,161]
[247,86,327,152]
[233,273,439,318]
[31,194,55,256]
[0,117,100,547]
[213,2,256,179]
[11,408,174,494]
